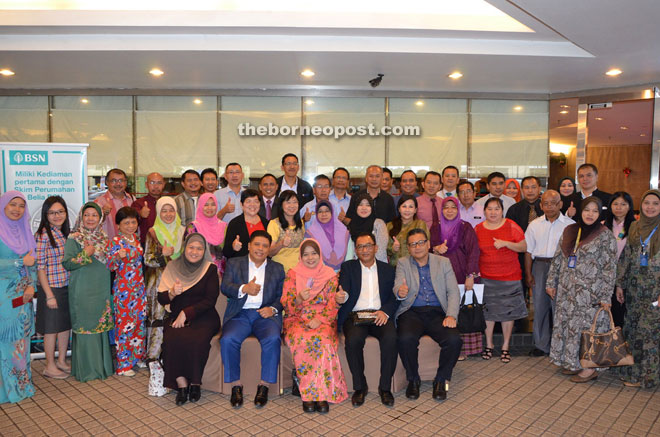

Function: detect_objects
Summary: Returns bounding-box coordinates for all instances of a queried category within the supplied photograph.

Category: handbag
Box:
[350,310,378,326]
[579,307,634,368]
[457,289,486,334]
[148,358,168,397]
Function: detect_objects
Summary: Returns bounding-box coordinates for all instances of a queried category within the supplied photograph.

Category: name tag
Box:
[568,255,577,269]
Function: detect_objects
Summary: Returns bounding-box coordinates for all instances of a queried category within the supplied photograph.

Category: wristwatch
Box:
[270,306,279,316]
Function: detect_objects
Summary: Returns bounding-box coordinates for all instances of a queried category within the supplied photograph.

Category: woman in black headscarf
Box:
[347,192,388,263]
[558,177,580,219]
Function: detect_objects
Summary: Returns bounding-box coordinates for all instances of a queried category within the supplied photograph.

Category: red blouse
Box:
[246,220,265,236]
[475,219,525,281]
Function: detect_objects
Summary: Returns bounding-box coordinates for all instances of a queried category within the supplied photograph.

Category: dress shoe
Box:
[570,371,598,383]
[528,348,547,357]
[316,401,329,413]
[561,369,580,375]
[254,384,269,408]
[432,380,447,401]
[175,387,188,406]
[405,380,420,400]
[351,389,367,406]
[230,386,243,408]
[188,385,201,403]
[378,389,394,406]
[302,401,316,413]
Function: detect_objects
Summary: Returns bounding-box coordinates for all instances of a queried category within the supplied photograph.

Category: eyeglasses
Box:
[283,162,299,167]
[356,243,375,251]
[148,180,164,185]
[315,185,330,189]
[47,210,66,217]
[458,189,473,195]
[109,178,125,184]
[407,239,428,248]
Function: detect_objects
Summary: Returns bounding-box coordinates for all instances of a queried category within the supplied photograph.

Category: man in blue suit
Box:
[337,232,398,407]
[220,230,285,408]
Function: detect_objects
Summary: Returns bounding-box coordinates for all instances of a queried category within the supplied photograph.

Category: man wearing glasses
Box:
[276,153,313,206]
[95,168,135,239]
[394,229,462,401]
[215,162,245,223]
[457,180,484,228]
[131,172,165,247]
[299,174,332,226]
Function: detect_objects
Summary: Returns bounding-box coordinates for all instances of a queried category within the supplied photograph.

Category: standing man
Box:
[276,153,314,206]
[457,181,484,228]
[174,169,202,227]
[381,167,398,196]
[300,174,332,225]
[393,169,420,207]
[336,232,398,407]
[506,176,543,233]
[330,167,352,223]
[475,172,516,215]
[394,229,462,401]
[258,173,279,221]
[220,230,285,408]
[438,166,460,199]
[524,190,574,357]
[215,162,245,223]
[201,168,219,194]
[577,163,612,220]
[344,165,395,225]
[95,168,135,239]
[415,171,443,253]
[131,172,164,247]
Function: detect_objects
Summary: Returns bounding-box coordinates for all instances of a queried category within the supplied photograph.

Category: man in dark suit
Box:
[258,173,279,221]
[337,232,398,407]
[577,163,612,221]
[220,230,285,408]
[276,153,314,206]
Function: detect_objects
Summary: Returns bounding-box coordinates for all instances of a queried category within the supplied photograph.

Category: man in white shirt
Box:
[524,190,574,357]
[215,162,245,223]
[330,167,351,223]
[220,230,286,408]
[457,181,484,228]
[475,171,516,216]
[438,165,460,199]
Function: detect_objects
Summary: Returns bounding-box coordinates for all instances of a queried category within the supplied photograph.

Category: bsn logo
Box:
[10,150,48,165]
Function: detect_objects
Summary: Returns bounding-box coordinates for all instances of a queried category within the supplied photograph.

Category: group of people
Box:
[1,154,658,412]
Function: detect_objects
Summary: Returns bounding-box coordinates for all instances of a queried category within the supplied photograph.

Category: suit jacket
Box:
[222,214,270,259]
[337,259,398,331]
[506,199,543,233]
[258,196,281,222]
[220,255,285,326]
[276,176,314,206]
[393,254,460,321]
[576,189,612,221]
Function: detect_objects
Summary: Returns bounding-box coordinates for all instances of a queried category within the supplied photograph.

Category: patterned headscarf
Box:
[71,202,108,264]
[629,189,660,258]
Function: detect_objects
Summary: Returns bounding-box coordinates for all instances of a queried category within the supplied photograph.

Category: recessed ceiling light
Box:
[300,69,315,78]
[513,106,523,111]
[80,98,89,104]
[559,110,568,114]
[595,117,604,121]
[620,126,628,130]
[606,68,622,76]
[193,98,202,105]
[0,69,15,76]
[415,100,424,106]
[149,68,164,77]
[559,104,570,108]
[305,99,314,105]
[448,72,463,79]
[640,134,646,137]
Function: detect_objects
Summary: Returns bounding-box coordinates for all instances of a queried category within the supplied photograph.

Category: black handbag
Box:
[457,289,486,334]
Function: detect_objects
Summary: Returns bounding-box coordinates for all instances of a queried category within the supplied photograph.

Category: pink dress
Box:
[281,271,348,403]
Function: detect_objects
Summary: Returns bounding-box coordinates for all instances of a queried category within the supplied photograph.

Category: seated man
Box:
[394,228,462,401]
[220,230,285,408]
[337,232,398,407]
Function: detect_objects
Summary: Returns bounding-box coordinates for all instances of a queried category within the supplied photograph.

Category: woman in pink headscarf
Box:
[281,239,348,414]
[186,193,227,277]
[304,201,349,271]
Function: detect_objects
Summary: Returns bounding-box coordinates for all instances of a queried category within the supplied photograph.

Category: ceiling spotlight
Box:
[620,126,628,130]
[559,104,570,108]
[448,72,463,79]
[415,100,424,106]
[640,134,647,137]
[149,68,164,77]
[305,99,314,105]
[559,110,568,114]
[80,98,89,104]
[369,73,384,88]
[595,117,604,121]
[0,69,15,76]
[513,106,523,111]
[193,98,202,105]
[606,68,622,76]
[300,69,315,78]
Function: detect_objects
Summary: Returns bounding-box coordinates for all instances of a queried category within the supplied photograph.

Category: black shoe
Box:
[528,348,547,357]
[432,380,447,401]
[175,387,188,406]
[302,401,316,413]
[405,380,420,400]
[378,389,394,406]
[254,384,269,408]
[230,386,243,408]
[316,401,329,413]
[188,385,201,403]
[351,389,367,406]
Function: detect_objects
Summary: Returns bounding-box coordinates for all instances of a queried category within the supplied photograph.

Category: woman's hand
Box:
[566,201,576,218]
[391,236,400,253]
[546,287,556,299]
[297,288,311,303]
[23,252,35,267]
[23,285,35,304]
[46,294,58,309]
[615,287,625,304]
[84,243,95,256]
[172,279,183,296]
[232,235,242,252]
[600,302,612,310]
[282,230,292,248]
[493,238,508,250]
[172,310,187,328]
[433,239,448,255]
[306,318,321,329]
[465,276,475,291]
[162,245,174,257]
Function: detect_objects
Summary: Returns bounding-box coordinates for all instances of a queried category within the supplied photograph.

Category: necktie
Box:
[528,203,538,224]
[446,192,453,198]
[266,200,272,220]
[430,197,441,249]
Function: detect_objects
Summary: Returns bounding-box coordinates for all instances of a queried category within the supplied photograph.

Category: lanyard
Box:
[572,228,582,255]
[640,225,659,252]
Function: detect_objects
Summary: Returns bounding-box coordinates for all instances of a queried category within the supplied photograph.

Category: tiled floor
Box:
[1,353,658,437]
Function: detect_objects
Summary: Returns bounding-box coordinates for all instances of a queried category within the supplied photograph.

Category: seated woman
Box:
[386,194,428,268]
[348,192,388,263]
[304,200,349,271]
[268,190,305,272]
[158,233,220,405]
[223,189,269,259]
[186,192,227,276]
[505,179,521,203]
[281,239,348,413]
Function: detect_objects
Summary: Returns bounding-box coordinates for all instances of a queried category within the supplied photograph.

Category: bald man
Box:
[132,172,165,247]
[523,190,574,357]
[345,165,396,224]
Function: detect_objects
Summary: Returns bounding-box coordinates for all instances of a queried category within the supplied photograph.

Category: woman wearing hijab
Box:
[268,190,306,272]
[615,189,660,388]
[0,191,37,403]
[348,192,388,263]
[62,202,113,382]
[158,233,220,405]
[386,194,428,268]
[281,239,348,413]
[505,179,521,203]
[143,196,185,361]
[304,200,349,271]
[558,177,580,219]
[186,193,227,277]
[546,196,617,383]
[435,197,481,360]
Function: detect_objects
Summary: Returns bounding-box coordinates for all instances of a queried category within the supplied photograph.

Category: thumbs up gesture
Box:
[398,278,409,298]
[282,229,292,247]
[567,201,576,218]
[434,239,448,255]
[23,251,35,267]
[225,198,235,213]
[303,209,313,222]
[298,287,311,303]
[244,276,261,296]
[162,244,174,257]
[173,278,183,296]
[140,203,150,218]
[338,207,346,223]
[392,236,400,252]
[101,202,112,216]
[335,285,348,304]
[232,235,242,251]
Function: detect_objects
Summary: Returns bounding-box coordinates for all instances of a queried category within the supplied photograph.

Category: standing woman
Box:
[558,177,579,219]
[268,190,305,272]
[475,198,527,363]
[281,239,348,413]
[35,196,71,379]
[106,207,146,376]
[143,196,185,361]
[546,197,617,383]
[348,192,388,263]
[304,201,350,271]
[0,191,36,403]
[615,189,660,388]
[505,179,521,203]
[62,202,113,382]
[186,193,227,276]
[386,194,428,268]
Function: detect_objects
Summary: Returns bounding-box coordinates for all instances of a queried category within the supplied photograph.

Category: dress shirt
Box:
[525,214,575,259]
[95,191,136,239]
[280,177,298,193]
[416,193,442,231]
[352,261,381,311]
[174,192,197,228]
[263,196,276,221]
[329,189,351,214]
[238,258,268,308]
[411,257,441,307]
[215,186,245,223]
[475,194,516,216]
[437,188,458,199]
[459,202,485,228]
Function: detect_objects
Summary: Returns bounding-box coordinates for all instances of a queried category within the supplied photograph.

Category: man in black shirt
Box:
[505,176,543,233]
[343,165,396,225]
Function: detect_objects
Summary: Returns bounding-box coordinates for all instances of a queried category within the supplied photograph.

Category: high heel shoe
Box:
[176,387,189,405]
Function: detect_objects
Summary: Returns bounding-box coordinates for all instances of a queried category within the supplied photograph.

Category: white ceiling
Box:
[0,0,659,94]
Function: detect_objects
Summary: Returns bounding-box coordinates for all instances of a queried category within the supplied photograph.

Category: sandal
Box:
[500,350,511,364]
[481,348,493,360]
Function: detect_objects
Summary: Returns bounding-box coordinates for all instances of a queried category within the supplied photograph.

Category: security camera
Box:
[369,74,384,88]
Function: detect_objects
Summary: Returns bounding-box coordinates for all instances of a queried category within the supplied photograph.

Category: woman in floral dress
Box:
[281,238,348,414]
